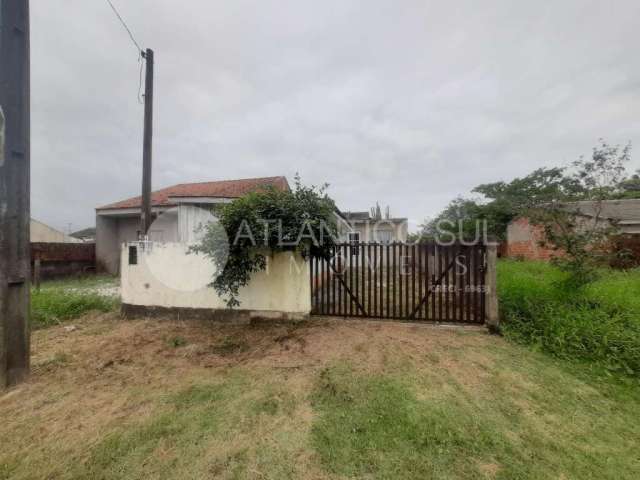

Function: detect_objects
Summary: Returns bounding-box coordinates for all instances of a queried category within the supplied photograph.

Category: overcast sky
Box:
[31,0,640,233]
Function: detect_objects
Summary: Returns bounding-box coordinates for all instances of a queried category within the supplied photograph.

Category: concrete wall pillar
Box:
[485,243,499,330]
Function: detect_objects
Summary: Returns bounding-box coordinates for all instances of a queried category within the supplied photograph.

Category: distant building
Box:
[95,176,290,274]
[340,211,408,243]
[30,218,81,243]
[506,199,640,260]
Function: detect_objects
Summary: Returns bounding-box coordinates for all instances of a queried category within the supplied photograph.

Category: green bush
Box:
[498,260,640,375]
[191,175,337,308]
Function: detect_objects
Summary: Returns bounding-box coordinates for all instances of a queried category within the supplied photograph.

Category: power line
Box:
[105,0,145,103]
[105,0,142,54]
[137,54,144,104]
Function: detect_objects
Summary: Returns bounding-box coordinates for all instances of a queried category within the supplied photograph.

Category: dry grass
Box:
[1,313,638,479]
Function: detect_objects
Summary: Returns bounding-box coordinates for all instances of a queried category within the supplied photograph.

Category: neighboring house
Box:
[95,176,289,273]
[30,218,81,243]
[70,227,96,243]
[506,199,640,260]
[340,211,408,243]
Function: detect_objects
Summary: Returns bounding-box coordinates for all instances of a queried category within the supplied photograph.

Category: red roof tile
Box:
[96,176,289,210]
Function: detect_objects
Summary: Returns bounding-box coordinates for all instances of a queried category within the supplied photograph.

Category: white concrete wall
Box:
[121,243,311,315]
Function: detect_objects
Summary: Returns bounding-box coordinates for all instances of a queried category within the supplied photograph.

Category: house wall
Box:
[121,244,310,316]
[96,206,217,275]
[30,219,80,243]
[505,217,558,260]
[506,215,640,262]
[96,215,119,273]
[349,220,408,243]
[96,215,140,274]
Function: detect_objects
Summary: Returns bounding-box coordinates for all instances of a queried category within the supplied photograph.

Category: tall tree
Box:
[617,169,640,198]
[418,167,582,242]
[530,140,633,285]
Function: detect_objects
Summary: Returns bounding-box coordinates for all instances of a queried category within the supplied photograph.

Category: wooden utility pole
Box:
[140,48,154,236]
[0,0,31,388]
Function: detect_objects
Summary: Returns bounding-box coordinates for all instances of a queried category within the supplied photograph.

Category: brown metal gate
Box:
[310,242,487,323]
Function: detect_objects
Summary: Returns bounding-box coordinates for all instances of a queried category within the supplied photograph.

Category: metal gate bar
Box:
[311,242,487,323]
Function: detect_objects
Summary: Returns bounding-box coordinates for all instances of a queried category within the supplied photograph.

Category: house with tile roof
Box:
[342,211,408,243]
[95,176,290,273]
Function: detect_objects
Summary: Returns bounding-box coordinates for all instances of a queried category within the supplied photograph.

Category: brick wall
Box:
[31,242,96,279]
[505,217,559,261]
[610,235,640,268]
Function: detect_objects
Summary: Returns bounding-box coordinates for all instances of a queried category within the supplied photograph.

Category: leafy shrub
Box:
[498,260,640,375]
[167,336,188,348]
[192,175,337,307]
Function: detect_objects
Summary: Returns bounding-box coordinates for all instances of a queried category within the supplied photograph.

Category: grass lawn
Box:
[1,313,639,479]
[30,275,120,329]
[498,261,640,375]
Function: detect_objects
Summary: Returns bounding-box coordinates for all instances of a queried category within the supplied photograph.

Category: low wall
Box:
[120,242,311,319]
[31,242,95,280]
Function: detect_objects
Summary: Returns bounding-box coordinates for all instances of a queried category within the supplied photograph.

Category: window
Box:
[128,245,138,265]
[348,232,360,256]
[375,230,393,244]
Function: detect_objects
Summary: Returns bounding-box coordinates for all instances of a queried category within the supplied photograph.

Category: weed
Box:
[167,336,187,348]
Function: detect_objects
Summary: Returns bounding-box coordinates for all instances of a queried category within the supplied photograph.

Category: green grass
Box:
[498,260,640,375]
[311,361,640,479]
[36,274,118,291]
[31,275,119,329]
[2,316,640,479]
[80,379,245,479]
[72,374,304,480]
[311,365,499,478]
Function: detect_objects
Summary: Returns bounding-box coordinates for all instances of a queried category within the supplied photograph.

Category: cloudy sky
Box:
[31,0,640,233]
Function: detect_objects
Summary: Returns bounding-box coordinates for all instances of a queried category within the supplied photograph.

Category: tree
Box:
[418,139,635,252]
[417,167,581,242]
[191,175,337,307]
[530,140,632,286]
[418,197,486,242]
[617,169,640,199]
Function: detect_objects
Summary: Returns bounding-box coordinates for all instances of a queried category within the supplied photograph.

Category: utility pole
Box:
[0,0,31,388]
[140,48,154,236]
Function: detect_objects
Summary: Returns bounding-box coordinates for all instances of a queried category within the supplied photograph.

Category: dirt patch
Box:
[28,313,497,385]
